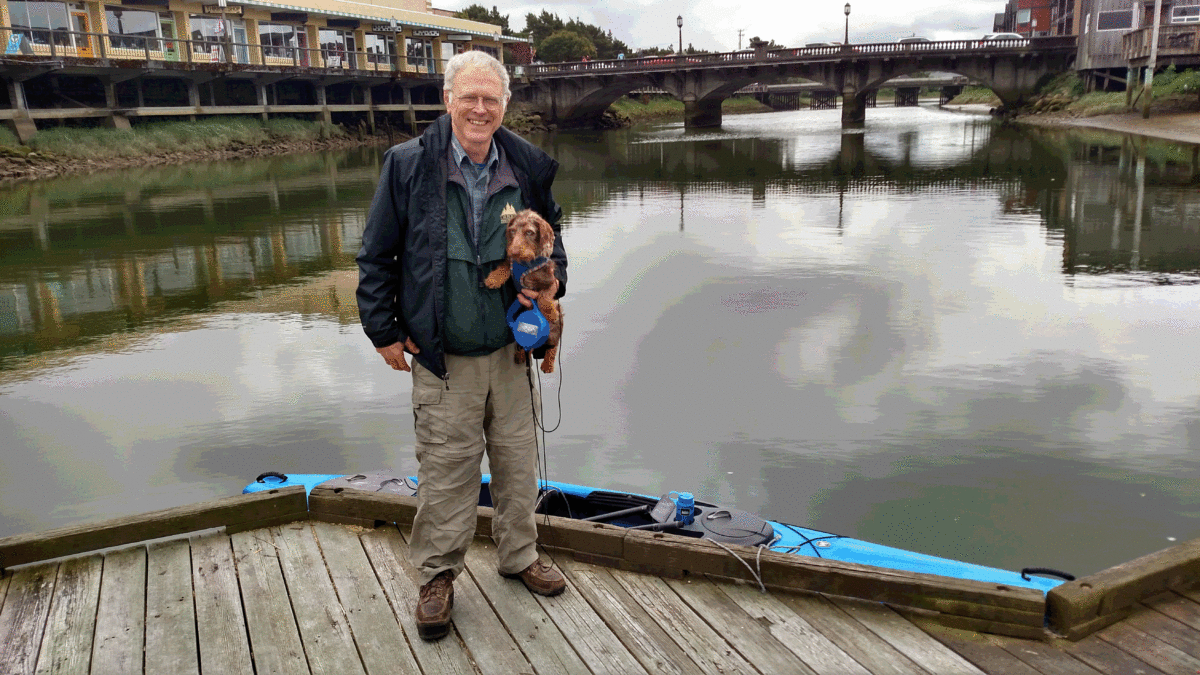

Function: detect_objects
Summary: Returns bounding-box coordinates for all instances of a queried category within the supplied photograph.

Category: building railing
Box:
[1,26,446,75]
[525,36,1077,77]
[1123,24,1200,61]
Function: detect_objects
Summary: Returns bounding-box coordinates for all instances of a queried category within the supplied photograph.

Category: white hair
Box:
[443,50,511,103]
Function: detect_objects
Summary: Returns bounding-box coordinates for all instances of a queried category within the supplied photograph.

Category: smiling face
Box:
[444,64,507,163]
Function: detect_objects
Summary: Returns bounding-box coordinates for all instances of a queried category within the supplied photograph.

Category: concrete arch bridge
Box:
[513,37,1077,128]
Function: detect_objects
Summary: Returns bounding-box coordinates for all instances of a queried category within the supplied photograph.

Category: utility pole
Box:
[1142,0,1163,118]
[737,28,745,50]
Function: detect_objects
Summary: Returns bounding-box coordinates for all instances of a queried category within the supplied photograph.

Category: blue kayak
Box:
[244,471,1067,594]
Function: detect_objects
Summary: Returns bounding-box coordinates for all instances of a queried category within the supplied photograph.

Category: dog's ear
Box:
[537,215,555,258]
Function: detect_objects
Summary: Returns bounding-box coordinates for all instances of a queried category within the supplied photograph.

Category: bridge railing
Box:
[1,26,446,76]
[525,36,1077,77]
[1123,24,1200,61]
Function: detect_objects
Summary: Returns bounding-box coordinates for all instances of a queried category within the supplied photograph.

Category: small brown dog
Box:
[484,208,564,373]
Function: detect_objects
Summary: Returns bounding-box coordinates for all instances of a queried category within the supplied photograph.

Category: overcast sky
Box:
[442,0,1004,52]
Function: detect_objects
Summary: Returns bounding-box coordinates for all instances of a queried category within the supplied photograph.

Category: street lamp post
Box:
[844,3,851,46]
[677,15,683,54]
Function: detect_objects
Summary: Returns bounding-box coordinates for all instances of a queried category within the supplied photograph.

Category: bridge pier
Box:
[683,98,722,128]
[841,86,866,128]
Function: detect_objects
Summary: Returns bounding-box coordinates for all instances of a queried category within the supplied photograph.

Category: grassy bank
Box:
[610,95,774,122]
[948,68,1200,117]
[0,117,345,160]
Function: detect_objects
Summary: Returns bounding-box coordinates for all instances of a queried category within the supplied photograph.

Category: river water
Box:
[3,106,1199,577]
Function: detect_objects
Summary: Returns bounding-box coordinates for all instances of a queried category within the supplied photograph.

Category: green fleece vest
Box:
[444,183,525,356]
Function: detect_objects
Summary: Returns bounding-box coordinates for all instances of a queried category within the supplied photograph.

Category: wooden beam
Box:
[0,486,307,570]
[1048,535,1200,640]
[305,486,1044,634]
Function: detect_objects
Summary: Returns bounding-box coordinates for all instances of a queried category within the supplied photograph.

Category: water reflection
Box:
[3,110,1200,578]
[0,150,381,369]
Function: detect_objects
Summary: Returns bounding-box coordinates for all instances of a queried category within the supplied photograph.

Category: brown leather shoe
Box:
[415,571,454,641]
[501,559,566,596]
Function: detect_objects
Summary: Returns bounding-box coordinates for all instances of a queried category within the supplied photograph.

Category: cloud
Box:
[442,0,1001,51]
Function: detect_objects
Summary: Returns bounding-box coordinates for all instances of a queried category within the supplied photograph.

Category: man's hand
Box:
[377,338,420,372]
[517,278,559,308]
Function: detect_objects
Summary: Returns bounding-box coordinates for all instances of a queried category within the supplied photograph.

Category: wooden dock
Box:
[2,485,1200,674]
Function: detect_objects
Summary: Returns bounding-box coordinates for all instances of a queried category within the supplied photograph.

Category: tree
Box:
[523,10,565,46]
[536,30,596,62]
[747,36,783,50]
[523,11,630,60]
[455,4,512,35]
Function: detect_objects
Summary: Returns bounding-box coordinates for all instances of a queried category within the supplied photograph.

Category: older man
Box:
[356,50,568,641]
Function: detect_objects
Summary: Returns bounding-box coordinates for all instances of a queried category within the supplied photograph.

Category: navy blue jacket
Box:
[356,115,567,379]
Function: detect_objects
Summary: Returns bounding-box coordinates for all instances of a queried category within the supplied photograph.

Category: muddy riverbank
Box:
[0,131,401,184]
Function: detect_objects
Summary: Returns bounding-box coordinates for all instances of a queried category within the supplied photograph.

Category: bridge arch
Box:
[515,39,1075,129]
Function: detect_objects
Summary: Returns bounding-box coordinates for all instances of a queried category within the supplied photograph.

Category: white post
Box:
[1142,0,1163,118]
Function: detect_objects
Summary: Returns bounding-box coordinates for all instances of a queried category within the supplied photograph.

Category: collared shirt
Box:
[450,134,499,242]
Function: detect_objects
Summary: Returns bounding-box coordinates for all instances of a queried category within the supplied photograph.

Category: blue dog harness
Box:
[505,258,553,350]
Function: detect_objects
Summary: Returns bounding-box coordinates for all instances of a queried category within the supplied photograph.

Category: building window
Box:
[259,22,299,58]
[106,7,160,49]
[319,28,356,67]
[1097,10,1133,30]
[8,0,71,47]
[1172,5,1200,23]
[365,33,396,64]
[406,36,433,72]
[1016,8,1031,24]
[190,15,224,51]
[473,45,498,58]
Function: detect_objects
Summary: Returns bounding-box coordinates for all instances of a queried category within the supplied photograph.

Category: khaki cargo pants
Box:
[409,342,541,585]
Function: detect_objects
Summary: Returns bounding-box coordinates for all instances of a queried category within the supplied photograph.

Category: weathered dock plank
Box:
[34,555,102,675]
[229,529,309,674]
[826,594,986,675]
[1096,620,1200,673]
[271,522,367,675]
[397,528,529,675]
[0,565,57,675]
[1125,592,1200,658]
[309,521,420,675]
[991,632,1105,674]
[557,554,708,675]
[1059,633,1170,675]
[524,553,649,675]
[146,540,200,675]
[665,575,819,674]
[1144,590,1200,632]
[906,617,1046,675]
[462,539,593,675]
[778,591,928,675]
[91,546,146,675]
[715,579,872,675]
[0,486,307,570]
[612,568,760,674]
[191,532,254,675]
[358,527,478,675]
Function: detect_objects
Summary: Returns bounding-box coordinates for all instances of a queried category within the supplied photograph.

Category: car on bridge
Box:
[978,32,1029,47]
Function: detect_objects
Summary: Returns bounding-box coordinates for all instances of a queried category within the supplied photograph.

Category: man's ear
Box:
[443,90,452,107]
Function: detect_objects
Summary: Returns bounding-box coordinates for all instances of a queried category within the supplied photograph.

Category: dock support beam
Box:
[317,84,332,128]
[5,80,37,144]
[365,86,375,134]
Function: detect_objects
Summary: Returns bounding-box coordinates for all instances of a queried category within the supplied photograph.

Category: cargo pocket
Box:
[412,387,449,445]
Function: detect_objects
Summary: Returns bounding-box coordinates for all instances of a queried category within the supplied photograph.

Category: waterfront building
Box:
[0,0,520,71]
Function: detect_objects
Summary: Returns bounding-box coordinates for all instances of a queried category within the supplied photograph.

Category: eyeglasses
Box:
[454,94,504,111]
